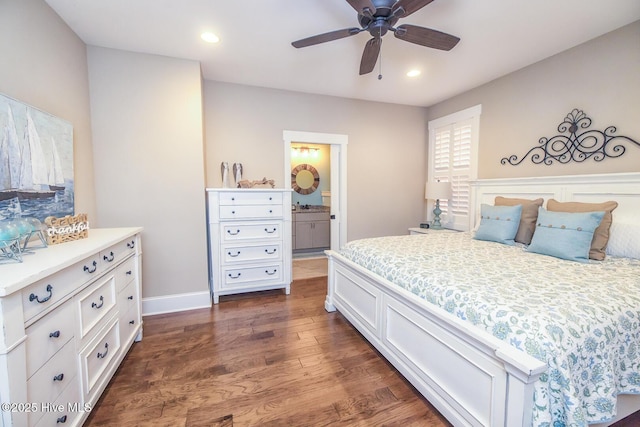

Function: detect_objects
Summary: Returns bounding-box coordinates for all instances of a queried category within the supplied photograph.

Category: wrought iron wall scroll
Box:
[501,109,640,166]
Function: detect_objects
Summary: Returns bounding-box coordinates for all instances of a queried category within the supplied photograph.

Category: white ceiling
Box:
[45,0,640,107]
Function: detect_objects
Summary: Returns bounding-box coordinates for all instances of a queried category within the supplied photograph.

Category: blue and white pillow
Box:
[527,207,605,263]
[474,204,522,245]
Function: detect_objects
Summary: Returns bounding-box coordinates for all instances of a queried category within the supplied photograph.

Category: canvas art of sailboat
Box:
[0,93,74,221]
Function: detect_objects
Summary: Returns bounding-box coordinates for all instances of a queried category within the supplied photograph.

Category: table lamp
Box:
[425,181,451,230]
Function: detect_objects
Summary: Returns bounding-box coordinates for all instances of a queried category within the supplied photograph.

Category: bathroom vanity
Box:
[292,207,330,250]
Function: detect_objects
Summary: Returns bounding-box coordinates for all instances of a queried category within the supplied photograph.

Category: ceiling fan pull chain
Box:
[378,28,383,80]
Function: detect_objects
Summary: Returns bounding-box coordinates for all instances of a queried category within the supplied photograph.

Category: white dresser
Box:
[0,228,143,427]
[206,189,292,304]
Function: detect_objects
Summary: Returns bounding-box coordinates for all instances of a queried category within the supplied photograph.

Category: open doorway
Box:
[283,130,348,260]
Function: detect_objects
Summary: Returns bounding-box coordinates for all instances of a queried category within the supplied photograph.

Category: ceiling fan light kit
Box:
[291,0,460,76]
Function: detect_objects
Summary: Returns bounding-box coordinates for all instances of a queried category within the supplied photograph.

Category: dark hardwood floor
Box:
[84,276,450,426]
[85,273,640,426]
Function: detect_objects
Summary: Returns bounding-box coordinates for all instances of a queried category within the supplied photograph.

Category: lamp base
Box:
[431,199,443,230]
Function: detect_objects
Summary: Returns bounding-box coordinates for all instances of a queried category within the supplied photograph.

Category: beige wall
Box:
[204,82,429,240]
[427,21,640,179]
[0,0,96,219]
[87,47,208,299]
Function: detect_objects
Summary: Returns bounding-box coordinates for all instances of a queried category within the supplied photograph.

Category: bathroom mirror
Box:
[291,164,319,195]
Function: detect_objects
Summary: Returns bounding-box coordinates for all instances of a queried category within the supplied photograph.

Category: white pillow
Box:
[606,222,640,259]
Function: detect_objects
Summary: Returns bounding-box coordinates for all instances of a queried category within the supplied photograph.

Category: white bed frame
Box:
[325,172,640,426]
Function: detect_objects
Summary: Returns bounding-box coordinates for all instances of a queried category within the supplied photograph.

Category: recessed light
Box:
[407,69,421,77]
[201,32,220,43]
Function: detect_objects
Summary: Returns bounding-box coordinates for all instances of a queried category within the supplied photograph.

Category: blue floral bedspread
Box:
[339,232,640,426]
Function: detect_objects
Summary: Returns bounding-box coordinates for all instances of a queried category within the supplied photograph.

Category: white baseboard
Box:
[142,290,211,316]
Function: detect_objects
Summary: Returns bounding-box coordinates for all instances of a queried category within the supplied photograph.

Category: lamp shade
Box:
[425,181,451,200]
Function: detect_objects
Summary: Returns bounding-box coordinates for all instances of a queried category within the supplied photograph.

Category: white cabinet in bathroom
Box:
[206,188,293,304]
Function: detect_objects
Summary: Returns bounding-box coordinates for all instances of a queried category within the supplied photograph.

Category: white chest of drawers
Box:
[0,227,143,427]
[206,189,292,304]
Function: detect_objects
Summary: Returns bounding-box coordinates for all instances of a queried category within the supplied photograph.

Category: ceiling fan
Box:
[291,0,460,76]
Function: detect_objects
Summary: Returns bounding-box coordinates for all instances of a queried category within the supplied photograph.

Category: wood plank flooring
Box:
[84,276,450,426]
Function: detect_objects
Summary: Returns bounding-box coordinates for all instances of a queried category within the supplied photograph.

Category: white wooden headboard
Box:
[470,172,640,230]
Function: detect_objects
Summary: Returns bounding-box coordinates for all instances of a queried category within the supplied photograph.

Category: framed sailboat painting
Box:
[0,93,74,222]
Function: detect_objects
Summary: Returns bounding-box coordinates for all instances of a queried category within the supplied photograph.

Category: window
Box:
[428,105,481,231]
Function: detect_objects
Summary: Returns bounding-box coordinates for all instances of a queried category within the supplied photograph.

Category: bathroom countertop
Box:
[292,205,330,213]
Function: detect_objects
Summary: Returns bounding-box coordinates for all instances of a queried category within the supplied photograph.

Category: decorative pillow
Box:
[546,199,618,260]
[473,204,522,245]
[527,208,605,263]
[495,196,544,245]
[606,222,640,259]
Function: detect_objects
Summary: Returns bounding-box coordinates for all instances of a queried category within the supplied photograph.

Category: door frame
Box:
[283,130,348,251]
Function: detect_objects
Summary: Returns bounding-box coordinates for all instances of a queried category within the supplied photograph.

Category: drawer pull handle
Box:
[57,415,67,424]
[227,229,240,235]
[126,270,133,275]
[50,330,61,338]
[231,210,236,214]
[228,273,241,279]
[53,373,64,382]
[97,342,109,359]
[265,269,277,275]
[265,248,277,254]
[231,197,235,201]
[84,261,98,274]
[127,240,135,249]
[264,227,276,234]
[103,251,115,262]
[29,284,53,304]
[129,320,135,325]
[128,295,134,300]
[269,197,273,200]
[91,296,104,309]
[268,209,273,214]
[228,251,241,257]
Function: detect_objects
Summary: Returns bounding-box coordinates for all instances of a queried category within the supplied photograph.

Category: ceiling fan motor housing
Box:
[358,0,401,36]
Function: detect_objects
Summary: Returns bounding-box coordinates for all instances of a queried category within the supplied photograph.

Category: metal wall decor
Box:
[501,109,640,166]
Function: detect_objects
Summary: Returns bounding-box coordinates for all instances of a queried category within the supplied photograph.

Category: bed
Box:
[324,172,640,426]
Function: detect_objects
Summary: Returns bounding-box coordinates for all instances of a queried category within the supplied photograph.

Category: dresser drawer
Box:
[221,222,283,242]
[80,317,120,400]
[117,280,138,313]
[222,242,282,264]
[27,339,76,415]
[25,300,75,378]
[115,256,136,293]
[119,305,141,346]
[77,275,117,340]
[100,236,138,270]
[222,263,284,289]
[22,253,103,324]
[219,191,283,206]
[219,204,283,220]
[32,372,81,427]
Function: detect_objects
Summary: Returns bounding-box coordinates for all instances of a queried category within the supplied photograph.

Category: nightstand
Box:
[408,227,457,235]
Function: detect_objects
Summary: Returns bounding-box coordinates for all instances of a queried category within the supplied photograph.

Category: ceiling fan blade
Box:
[292,28,362,48]
[346,0,377,17]
[392,0,435,18]
[394,24,460,50]
[359,38,381,75]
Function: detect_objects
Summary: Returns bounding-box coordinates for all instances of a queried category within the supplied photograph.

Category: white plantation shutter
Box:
[428,106,480,231]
